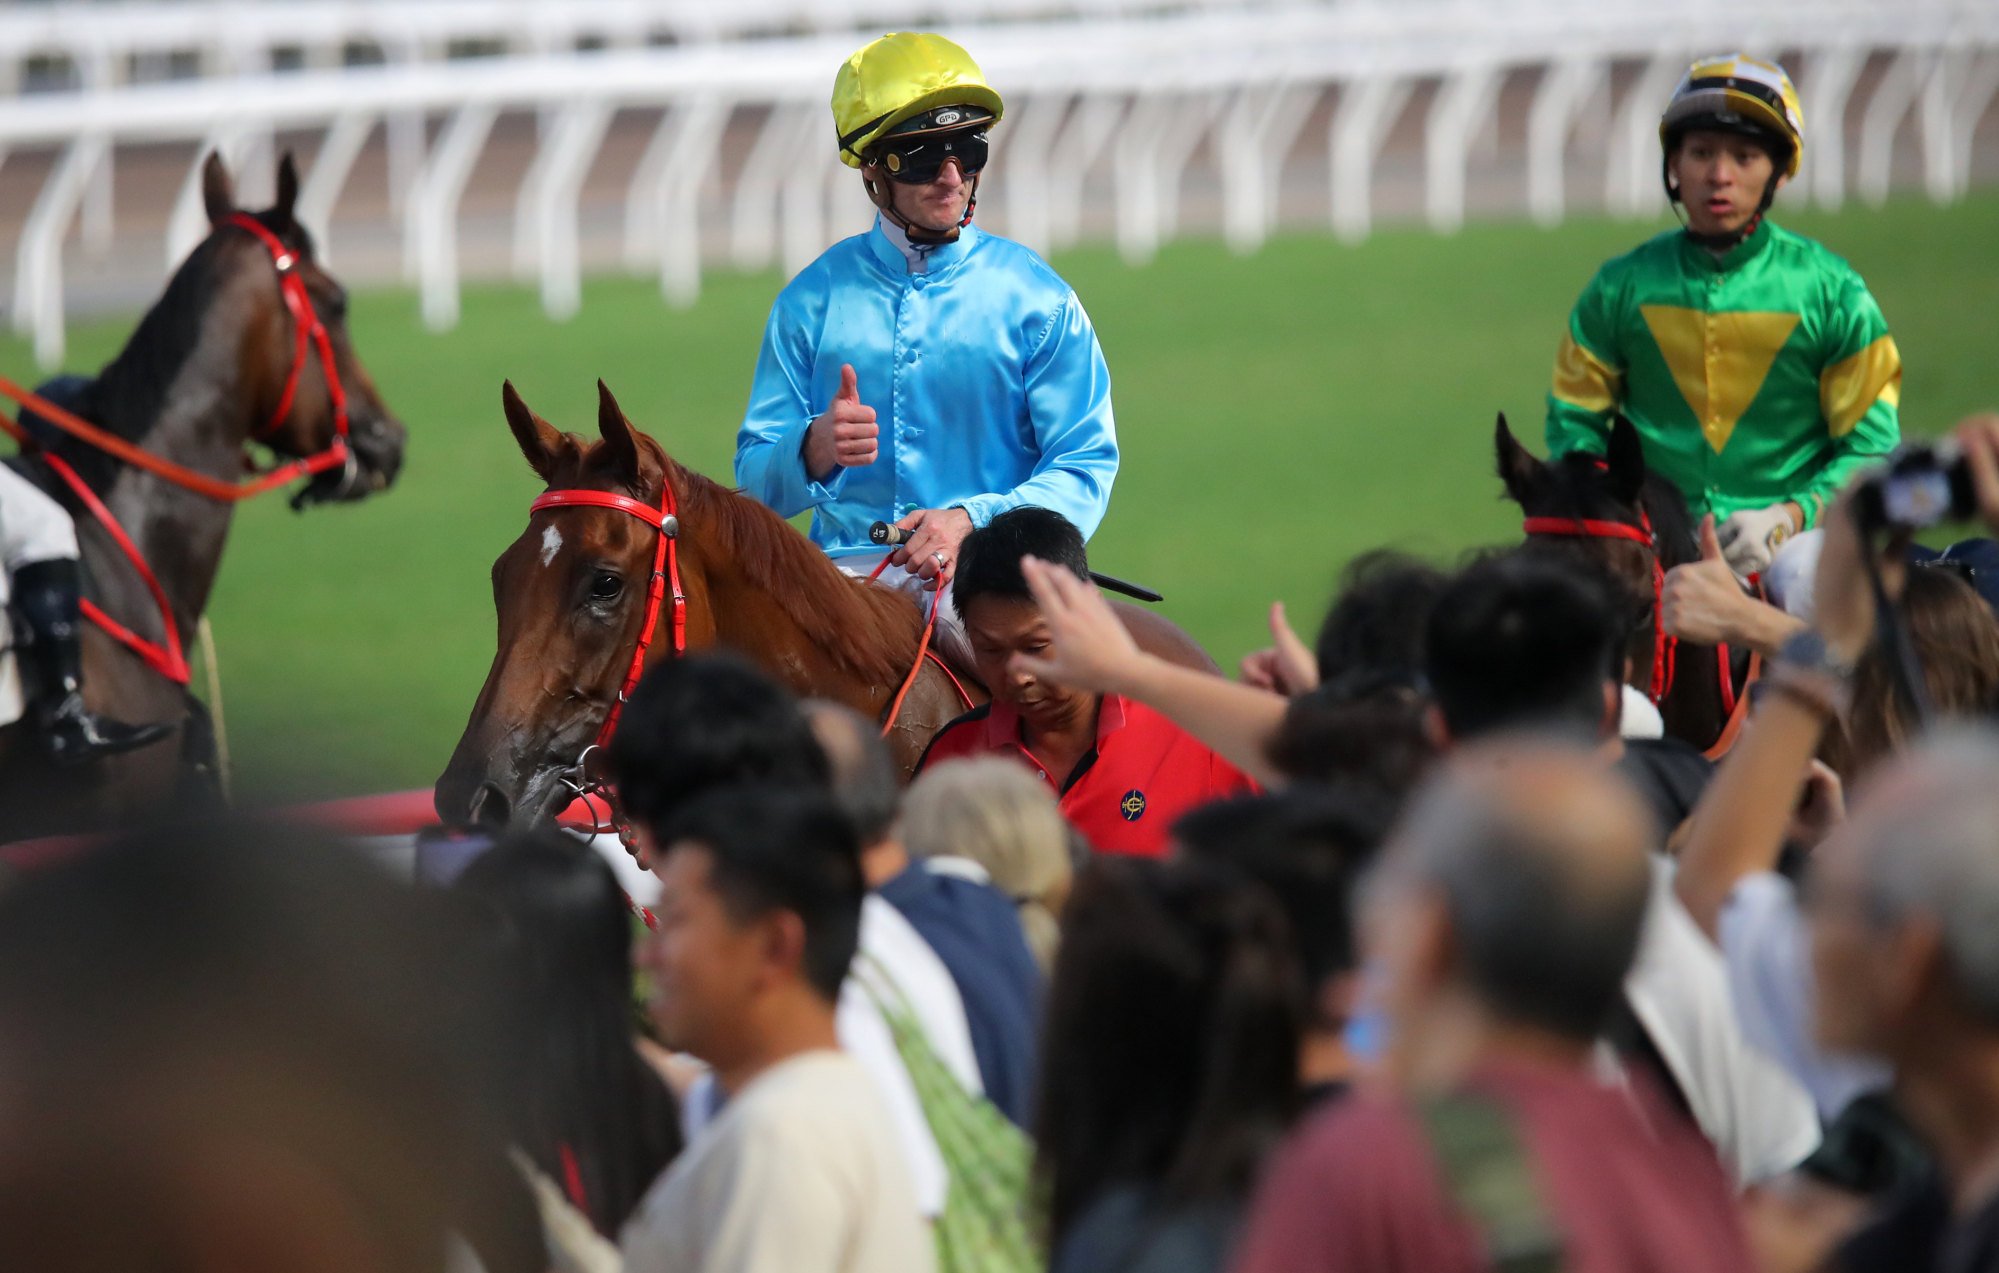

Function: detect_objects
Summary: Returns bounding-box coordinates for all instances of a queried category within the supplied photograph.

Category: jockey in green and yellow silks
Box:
[1546,55,1901,580]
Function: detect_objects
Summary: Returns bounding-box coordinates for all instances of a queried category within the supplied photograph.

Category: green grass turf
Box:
[6,193,1996,802]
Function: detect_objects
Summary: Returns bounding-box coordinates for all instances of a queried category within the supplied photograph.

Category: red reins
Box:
[1522,511,1677,704]
[0,213,355,686]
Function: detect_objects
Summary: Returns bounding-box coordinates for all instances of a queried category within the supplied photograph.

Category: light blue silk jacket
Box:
[735,218,1118,560]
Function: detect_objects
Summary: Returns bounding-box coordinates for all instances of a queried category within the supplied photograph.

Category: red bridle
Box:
[528,482,688,752]
[0,213,356,686]
[224,213,350,446]
[1521,511,1677,704]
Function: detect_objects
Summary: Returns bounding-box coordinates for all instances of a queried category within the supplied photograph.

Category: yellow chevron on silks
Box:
[1640,306,1801,454]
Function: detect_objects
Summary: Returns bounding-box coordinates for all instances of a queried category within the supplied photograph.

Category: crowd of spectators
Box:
[5,416,1999,1273]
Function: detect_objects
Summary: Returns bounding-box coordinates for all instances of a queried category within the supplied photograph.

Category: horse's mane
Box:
[650,444,926,687]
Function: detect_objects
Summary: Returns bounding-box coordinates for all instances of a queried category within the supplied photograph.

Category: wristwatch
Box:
[1775,628,1856,681]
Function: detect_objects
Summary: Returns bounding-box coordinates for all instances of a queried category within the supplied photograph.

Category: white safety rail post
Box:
[1329,75,1412,244]
[1424,62,1504,234]
[1606,52,1687,217]
[1526,59,1604,227]
[1947,53,1999,203]
[1858,48,1930,208]
[13,134,109,369]
[728,103,818,273]
[780,114,839,279]
[78,43,119,260]
[1044,94,1128,252]
[409,102,500,332]
[998,92,1070,256]
[635,97,732,307]
[296,111,380,266]
[1217,82,1320,255]
[1114,89,1225,266]
[511,100,617,318]
[1801,45,1866,212]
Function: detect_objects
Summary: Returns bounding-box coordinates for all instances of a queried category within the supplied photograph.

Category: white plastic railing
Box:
[3,0,1996,367]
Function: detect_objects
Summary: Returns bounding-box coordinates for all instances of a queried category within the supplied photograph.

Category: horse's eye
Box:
[590,573,623,601]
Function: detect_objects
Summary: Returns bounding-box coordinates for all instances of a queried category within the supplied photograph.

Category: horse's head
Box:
[1495,412,1677,629]
[201,152,406,506]
[435,380,700,831]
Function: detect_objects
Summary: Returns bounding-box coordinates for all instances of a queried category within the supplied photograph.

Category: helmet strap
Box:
[862,166,979,245]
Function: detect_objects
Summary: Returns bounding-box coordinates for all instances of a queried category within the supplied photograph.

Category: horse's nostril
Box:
[467,782,512,830]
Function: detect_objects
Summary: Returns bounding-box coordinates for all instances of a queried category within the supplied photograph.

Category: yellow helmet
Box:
[832,32,1005,169]
[1659,54,1805,178]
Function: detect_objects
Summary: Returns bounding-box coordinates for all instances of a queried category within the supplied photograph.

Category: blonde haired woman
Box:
[903,757,1077,975]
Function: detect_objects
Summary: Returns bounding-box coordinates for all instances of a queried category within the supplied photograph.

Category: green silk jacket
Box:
[1545,220,1901,529]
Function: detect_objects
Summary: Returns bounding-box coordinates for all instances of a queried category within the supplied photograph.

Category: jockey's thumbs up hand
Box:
[806,363,879,481]
[1662,515,1756,646]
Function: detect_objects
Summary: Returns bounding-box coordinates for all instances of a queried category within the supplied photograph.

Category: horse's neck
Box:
[87,353,251,630]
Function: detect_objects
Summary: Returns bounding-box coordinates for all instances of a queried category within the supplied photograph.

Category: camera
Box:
[1854,442,1978,533]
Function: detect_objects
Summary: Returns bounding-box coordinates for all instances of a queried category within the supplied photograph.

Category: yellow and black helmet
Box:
[1659,54,1805,178]
[832,32,1005,169]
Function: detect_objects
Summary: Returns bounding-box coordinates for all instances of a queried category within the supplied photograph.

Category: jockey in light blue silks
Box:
[735,32,1119,663]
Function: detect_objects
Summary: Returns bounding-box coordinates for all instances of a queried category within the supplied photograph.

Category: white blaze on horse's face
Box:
[540,525,563,568]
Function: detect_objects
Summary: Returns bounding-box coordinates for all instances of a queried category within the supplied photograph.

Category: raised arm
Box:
[1012,557,1288,788]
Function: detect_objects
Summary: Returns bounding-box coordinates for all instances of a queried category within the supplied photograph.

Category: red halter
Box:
[1521,511,1677,704]
[0,214,356,686]
[528,483,687,752]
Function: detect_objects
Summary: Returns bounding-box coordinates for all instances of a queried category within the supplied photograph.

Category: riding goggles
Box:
[875,129,989,185]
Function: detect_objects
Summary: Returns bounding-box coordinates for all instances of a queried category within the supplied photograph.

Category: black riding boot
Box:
[13,558,173,766]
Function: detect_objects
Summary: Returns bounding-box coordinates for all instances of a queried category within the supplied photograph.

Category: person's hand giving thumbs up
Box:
[805,364,878,481]
[1660,514,1805,655]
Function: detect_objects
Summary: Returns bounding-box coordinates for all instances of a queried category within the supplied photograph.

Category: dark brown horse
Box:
[0,153,407,841]
[436,380,1215,831]
[1496,413,1747,750]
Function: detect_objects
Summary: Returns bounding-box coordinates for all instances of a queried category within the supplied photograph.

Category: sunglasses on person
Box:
[875,130,989,185]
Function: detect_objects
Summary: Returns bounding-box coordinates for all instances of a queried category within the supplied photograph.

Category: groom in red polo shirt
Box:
[917,508,1255,855]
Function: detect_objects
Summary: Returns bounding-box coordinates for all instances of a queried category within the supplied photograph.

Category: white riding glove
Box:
[1716,504,1795,576]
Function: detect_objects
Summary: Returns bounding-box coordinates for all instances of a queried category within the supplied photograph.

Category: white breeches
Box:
[0,462,79,573]
[837,552,974,672]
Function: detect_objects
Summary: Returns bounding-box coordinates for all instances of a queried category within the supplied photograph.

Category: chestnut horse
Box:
[0,154,407,841]
[436,380,1214,831]
[1495,413,1749,750]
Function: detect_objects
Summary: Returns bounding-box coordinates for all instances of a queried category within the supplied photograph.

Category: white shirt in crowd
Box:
[681,895,980,1218]
[1719,871,1890,1120]
[1623,859,1823,1186]
[623,1049,935,1273]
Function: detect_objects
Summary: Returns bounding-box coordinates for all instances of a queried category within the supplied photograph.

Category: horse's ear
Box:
[1494,412,1545,503]
[502,380,566,484]
[201,152,236,226]
[272,151,300,230]
[595,379,641,486]
[1605,415,1646,505]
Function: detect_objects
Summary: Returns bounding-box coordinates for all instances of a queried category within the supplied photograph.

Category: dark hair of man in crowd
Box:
[952,506,1091,621]
[663,785,866,1003]
[1312,550,1452,689]
[0,821,543,1273]
[1034,857,1303,1252]
[1395,754,1652,1040]
[606,651,830,830]
[1172,786,1394,1004]
[1424,551,1623,741]
[453,829,683,1239]
[803,699,902,847]
[1267,682,1437,799]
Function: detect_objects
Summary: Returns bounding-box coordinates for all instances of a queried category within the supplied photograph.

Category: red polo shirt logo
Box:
[916,694,1258,857]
